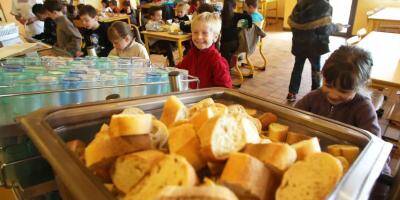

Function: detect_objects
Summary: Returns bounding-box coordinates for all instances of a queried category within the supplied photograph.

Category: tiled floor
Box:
[150,19,347,104]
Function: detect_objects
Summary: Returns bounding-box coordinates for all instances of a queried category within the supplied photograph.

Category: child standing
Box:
[177,12,232,88]
[286,0,342,101]
[44,0,83,57]
[32,3,57,45]
[220,0,252,67]
[108,21,149,59]
[245,0,264,26]
[79,5,113,57]
[145,6,176,66]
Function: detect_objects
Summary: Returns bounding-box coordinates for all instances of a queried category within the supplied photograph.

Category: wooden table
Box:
[357,31,400,88]
[368,7,400,31]
[99,14,131,25]
[141,31,191,61]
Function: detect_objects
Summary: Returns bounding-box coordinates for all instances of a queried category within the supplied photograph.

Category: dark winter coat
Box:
[289,0,338,57]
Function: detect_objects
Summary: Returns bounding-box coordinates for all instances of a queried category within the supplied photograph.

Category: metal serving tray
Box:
[18,88,392,200]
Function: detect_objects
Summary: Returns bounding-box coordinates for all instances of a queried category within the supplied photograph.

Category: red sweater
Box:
[177,44,232,89]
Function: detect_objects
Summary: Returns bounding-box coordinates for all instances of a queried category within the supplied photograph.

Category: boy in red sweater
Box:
[177,12,232,88]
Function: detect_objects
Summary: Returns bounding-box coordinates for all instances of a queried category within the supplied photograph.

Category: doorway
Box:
[330,0,358,37]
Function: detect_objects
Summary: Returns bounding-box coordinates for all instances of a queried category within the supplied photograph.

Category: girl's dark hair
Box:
[221,0,236,28]
[123,0,131,7]
[108,21,133,41]
[322,45,373,91]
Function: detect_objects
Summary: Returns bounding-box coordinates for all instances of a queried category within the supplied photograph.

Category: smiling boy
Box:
[177,12,232,88]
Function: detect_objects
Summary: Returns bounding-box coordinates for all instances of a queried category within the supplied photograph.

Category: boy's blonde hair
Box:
[191,12,221,34]
[176,3,190,12]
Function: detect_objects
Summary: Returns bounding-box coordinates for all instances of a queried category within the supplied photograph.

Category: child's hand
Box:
[75,51,84,57]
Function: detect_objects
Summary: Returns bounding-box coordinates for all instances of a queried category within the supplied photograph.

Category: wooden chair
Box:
[231,20,267,87]
[263,0,278,25]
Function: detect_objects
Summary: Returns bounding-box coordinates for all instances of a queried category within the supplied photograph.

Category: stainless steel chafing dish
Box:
[18,88,392,200]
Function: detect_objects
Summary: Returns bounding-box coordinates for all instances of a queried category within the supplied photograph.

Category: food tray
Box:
[18,88,392,200]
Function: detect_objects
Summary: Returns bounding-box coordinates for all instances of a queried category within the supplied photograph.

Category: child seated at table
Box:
[44,0,83,57]
[79,5,113,57]
[245,0,264,26]
[32,3,57,45]
[173,3,190,23]
[145,6,176,66]
[177,12,232,88]
[108,21,149,59]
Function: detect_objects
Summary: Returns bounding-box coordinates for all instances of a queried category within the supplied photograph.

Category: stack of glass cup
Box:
[0,56,189,125]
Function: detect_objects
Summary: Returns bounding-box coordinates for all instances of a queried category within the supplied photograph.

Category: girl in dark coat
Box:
[287,0,342,101]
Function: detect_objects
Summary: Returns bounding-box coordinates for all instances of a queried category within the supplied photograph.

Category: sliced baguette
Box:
[291,137,321,161]
[286,131,312,145]
[85,133,152,169]
[109,114,153,137]
[258,112,278,130]
[189,107,217,131]
[151,119,169,151]
[155,185,238,200]
[188,98,215,117]
[268,123,289,142]
[168,123,206,170]
[276,152,343,200]
[120,107,145,115]
[160,96,188,127]
[111,150,165,194]
[244,143,297,174]
[335,156,350,173]
[326,144,360,164]
[197,114,248,161]
[219,153,277,200]
[124,154,198,200]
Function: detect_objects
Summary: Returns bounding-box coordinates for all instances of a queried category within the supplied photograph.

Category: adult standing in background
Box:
[11,0,44,37]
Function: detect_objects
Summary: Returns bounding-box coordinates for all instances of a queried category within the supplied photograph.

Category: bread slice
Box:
[188,98,215,117]
[291,137,321,161]
[124,154,198,200]
[286,131,312,145]
[111,150,165,194]
[151,119,169,151]
[268,123,289,142]
[189,107,217,131]
[335,156,350,173]
[245,108,257,116]
[109,114,153,137]
[66,139,86,162]
[85,133,152,169]
[276,152,343,200]
[244,143,297,174]
[120,107,145,115]
[258,112,278,130]
[160,96,188,127]
[155,185,239,200]
[168,123,206,170]
[219,153,277,200]
[227,104,262,133]
[326,144,360,164]
[197,114,250,161]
